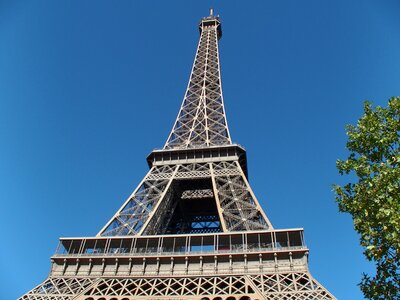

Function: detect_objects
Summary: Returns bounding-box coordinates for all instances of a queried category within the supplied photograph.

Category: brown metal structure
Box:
[20,10,336,300]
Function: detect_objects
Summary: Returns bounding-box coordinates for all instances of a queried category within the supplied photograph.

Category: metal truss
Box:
[181,189,214,199]
[21,272,334,299]
[164,16,231,149]
[98,161,271,236]
[98,165,176,236]
[20,277,95,300]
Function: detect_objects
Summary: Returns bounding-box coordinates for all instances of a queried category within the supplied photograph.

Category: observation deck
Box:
[147,144,248,177]
[51,229,309,277]
[199,9,222,39]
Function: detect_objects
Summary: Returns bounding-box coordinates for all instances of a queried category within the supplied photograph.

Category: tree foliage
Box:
[334,97,400,299]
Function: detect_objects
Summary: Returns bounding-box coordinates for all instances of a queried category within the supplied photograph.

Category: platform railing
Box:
[53,229,307,258]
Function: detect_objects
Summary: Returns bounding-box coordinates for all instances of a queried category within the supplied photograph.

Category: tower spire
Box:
[165,10,227,149]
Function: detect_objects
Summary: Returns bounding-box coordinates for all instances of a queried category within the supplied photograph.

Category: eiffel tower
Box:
[20,10,336,300]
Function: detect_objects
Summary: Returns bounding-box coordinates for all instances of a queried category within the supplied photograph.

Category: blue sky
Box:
[1,1,400,299]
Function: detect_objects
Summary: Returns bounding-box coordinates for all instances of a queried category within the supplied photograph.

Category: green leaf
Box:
[334,97,400,299]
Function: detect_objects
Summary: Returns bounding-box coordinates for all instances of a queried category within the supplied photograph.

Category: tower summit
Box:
[199,8,222,40]
[21,11,335,299]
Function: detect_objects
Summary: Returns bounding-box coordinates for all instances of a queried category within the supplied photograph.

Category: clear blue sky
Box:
[1,1,399,299]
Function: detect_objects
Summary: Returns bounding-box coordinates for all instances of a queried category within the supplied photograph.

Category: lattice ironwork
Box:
[22,273,334,299]
[212,162,270,231]
[181,189,214,199]
[99,166,177,236]
[164,14,231,149]
[84,276,256,298]
[20,277,95,300]
[249,273,335,299]
[98,161,271,236]
[20,10,335,300]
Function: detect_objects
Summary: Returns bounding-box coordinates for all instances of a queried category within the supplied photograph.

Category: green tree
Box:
[334,97,400,299]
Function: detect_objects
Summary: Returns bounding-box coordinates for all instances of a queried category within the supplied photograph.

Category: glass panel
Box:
[161,237,174,253]
[259,232,273,250]
[275,232,288,248]
[217,235,230,252]
[202,235,215,252]
[82,239,96,255]
[174,237,187,253]
[94,239,107,254]
[145,238,159,253]
[190,236,202,253]
[56,241,69,255]
[69,239,83,254]
[108,239,123,254]
[289,231,303,247]
[135,238,147,253]
[231,234,243,252]
[246,233,259,251]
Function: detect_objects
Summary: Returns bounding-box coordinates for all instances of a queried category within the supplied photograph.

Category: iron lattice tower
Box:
[21,11,336,300]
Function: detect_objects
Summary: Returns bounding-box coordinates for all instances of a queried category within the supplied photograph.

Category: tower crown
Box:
[199,9,222,39]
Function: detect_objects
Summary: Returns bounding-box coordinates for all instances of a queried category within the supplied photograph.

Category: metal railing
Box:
[54,229,307,258]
